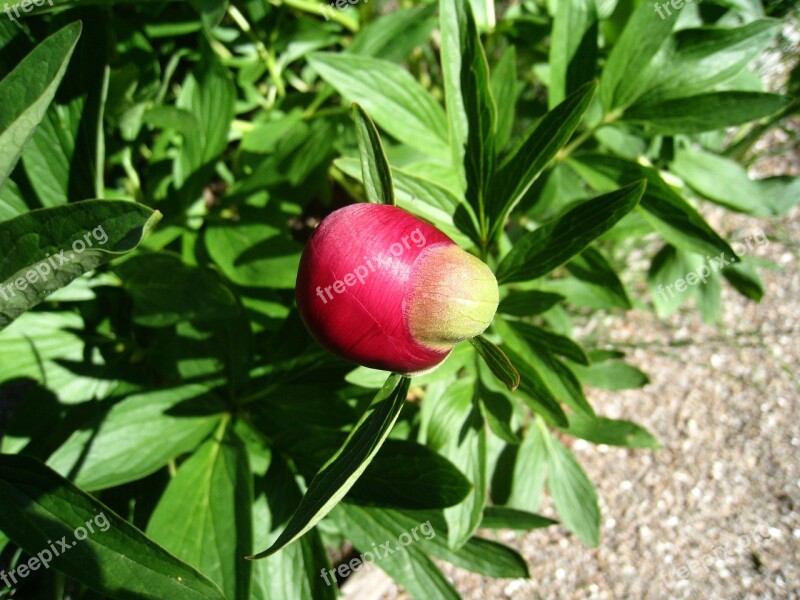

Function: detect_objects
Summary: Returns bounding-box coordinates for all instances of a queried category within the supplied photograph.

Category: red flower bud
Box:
[295,204,499,374]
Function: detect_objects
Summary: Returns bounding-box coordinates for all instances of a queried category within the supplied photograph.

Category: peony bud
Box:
[295,204,499,374]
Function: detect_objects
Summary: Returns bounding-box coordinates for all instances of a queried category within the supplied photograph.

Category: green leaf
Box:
[507,320,589,365]
[670,146,768,215]
[506,421,547,511]
[544,426,600,547]
[204,207,302,289]
[0,200,161,331]
[481,506,557,530]
[490,45,518,150]
[147,424,253,600]
[174,49,236,187]
[250,374,411,558]
[549,0,597,108]
[477,376,520,445]
[556,247,632,310]
[115,253,239,326]
[723,261,764,302]
[0,311,115,404]
[561,414,661,449]
[0,22,81,191]
[637,20,781,104]
[251,454,336,600]
[348,4,437,61]
[598,0,674,110]
[468,335,520,391]
[440,0,497,238]
[569,358,649,391]
[569,154,736,258]
[349,439,472,509]
[308,52,449,158]
[352,103,395,206]
[442,395,487,549]
[46,385,223,490]
[490,81,596,241]
[334,504,459,600]
[0,455,226,600]
[498,290,564,317]
[354,507,529,579]
[623,92,791,134]
[495,180,645,284]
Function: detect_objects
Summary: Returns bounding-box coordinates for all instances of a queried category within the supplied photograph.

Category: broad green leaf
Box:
[352,103,395,206]
[481,506,557,530]
[469,335,520,391]
[561,414,661,449]
[498,290,564,317]
[495,180,645,284]
[543,426,600,546]
[440,0,497,238]
[0,178,26,221]
[0,22,81,191]
[500,345,569,427]
[0,311,116,404]
[308,52,449,158]
[204,208,302,289]
[549,0,597,108]
[490,45,518,150]
[569,358,649,391]
[637,20,780,104]
[252,454,336,600]
[346,506,529,579]
[506,422,547,511]
[0,200,161,330]
[115,253,239,326]
[189,0,229,29]
[147,425,253,600]
[348,4,437,61]
[671,146,768,215]
[569,154,736,258]
[174,49,236,188]
[0,455,226,600]
[47,385,223,490]
[348,439,472,509]
[490,82,596,241]
[598,0,674,110]
[623,92,791,134]
[334,504,459,600]
[250,374,411,558]
[442,395,487,549]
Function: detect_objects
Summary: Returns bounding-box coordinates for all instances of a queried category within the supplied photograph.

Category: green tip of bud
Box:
[406,245,499,351]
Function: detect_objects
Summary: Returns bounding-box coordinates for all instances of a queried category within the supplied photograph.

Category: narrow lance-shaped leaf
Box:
[0,454,226,600]
[495,180,645,284]
[0,21,82,191]
[468,335,520,391]
[0,200,161,330]
[598,0,674,110]
[249,373,411,559]
[440,0,497,239]
[352,103,395,206]
[622,92,791,134]
[549,0,597,108]
[490,81,596,241]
